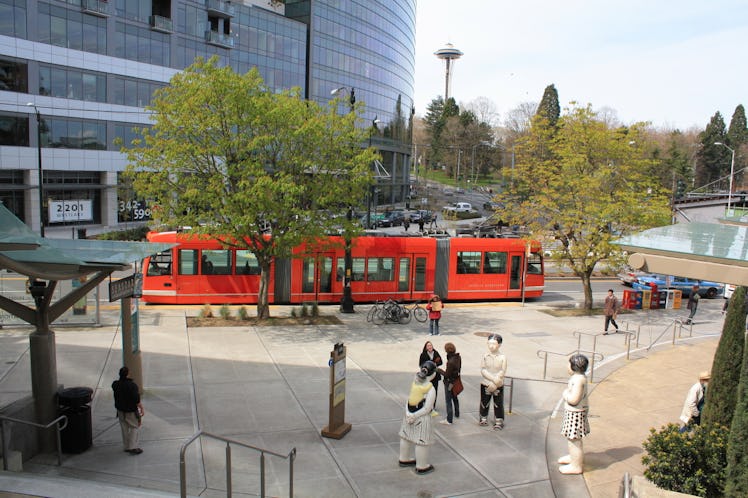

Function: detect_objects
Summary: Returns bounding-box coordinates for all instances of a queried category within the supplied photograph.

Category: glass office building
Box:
[0,0,415,236]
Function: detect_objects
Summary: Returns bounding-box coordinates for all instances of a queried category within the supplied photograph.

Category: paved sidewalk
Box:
[0,297,724,497]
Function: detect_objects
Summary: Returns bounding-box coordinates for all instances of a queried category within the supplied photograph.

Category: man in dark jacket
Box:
[112,366,144,455]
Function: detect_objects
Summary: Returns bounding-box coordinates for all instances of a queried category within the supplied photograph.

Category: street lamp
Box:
[715,142,736,216]
[366,117,382,229]
[27,103,44,237]
[331,87,356,313]
[470,141,493,184]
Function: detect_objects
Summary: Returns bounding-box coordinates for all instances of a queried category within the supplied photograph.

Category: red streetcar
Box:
[141,231,544,305]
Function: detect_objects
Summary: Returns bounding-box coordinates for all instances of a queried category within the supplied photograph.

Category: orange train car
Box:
[141,231,544,305]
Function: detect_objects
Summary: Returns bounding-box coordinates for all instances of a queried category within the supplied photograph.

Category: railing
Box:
[81,0,110,16]
[179,430,295,498]
[0,414,68,470]
[646,318,691,351]
[205,30,235,48]
[149,15,174,33]
[618,471,632,497]
[536,349,604,382]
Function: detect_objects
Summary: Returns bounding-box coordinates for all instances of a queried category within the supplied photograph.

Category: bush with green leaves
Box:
[642,422,729,498]
[219,304,231,320]
[311,302,319,317]
[237,307,250,321]
[300,303,309,318]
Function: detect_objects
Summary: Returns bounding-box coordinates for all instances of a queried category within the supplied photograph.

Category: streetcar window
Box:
[202,250,230,275]
[398,257,410,291]
[414,257,426,291]
[352,258,365,281]
[236,250,260,275]
[147,250,172,276]
[336,258,344,281]
[456,252,480,274]
[527,252,543,274]
[367,257,394,281]
[302,258,314,292]
[179,249,198,275]
[483,252,507,274]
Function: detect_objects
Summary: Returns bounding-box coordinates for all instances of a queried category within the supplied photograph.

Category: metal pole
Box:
[28,104,45,237]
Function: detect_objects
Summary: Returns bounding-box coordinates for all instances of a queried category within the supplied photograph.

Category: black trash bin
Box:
[58,387,93,454]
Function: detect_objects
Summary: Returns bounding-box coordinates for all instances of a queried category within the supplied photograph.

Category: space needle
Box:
[434,42,463,100]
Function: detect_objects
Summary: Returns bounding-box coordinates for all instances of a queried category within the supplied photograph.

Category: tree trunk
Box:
[256,262,271,319]
[580,272,594,310]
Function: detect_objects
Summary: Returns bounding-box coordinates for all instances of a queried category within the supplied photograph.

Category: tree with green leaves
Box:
[725,286,748,496]
[124,57,377,319]
[727,104,748,187]
[695,112,727,187]
[536,84,560,128]
[423,96,459,168]
[498,104,671,308]
[702,286,746,428]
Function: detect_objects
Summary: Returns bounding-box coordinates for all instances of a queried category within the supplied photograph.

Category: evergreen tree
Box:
[702,286,746,428]
[725,287,748,496]
[695,112,727,187]
[424,96,460,169]
[536,84,560,127]
[727,104,748,190]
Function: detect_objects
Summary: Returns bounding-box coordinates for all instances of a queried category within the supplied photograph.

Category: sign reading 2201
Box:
[49,200,93,223]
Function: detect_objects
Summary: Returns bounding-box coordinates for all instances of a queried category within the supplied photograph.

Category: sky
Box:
[414,0,748,131]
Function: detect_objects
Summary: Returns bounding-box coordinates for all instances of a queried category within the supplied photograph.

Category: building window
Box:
[0,0,26,39]
[0,57,27,93]
[38,3,107,55]
[114,22,170,66]
[0,112,29,146]
[111,76,165,107]
[39,64,106,102]
[41,117,106,150]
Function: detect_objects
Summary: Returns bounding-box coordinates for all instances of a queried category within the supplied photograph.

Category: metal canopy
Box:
[615,222,748,285]
[0,204,172,280]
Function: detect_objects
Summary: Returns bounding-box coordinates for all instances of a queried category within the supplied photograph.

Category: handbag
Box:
[451,376,464,396]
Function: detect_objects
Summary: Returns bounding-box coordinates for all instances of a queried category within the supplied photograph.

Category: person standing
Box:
[426,295,443,336]
[417,217,425,232]
[403,216,410,232]
[685,286,700,325]
[602,289,620,335]
[679,370,710,432]
[112,366,144,455]
[438,342,462,425]
[419,341,443,407]
[558,354,590,474]
[430,213,438,229]
[479,334,507,429]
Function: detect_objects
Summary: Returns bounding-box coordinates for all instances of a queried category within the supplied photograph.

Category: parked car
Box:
[377,210,405,227]
[483,201,503,211]
[617,266,647,286]
[442,202,473,214]
[635,274,724,298]
[410,209,433,224]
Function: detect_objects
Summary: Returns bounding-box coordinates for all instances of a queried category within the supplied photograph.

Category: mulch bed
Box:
[187,316,343,327]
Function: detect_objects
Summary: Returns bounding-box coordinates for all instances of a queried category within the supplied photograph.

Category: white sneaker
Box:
[439,419,452,425]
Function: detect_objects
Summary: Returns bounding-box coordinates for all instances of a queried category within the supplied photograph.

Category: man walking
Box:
[112,366,144,455]
[602,289,620,335]
[685,286,700,325]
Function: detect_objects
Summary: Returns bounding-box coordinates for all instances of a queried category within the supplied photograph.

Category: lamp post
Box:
[331,87,356,313]
[470,141,493,184]
[715,142,736,216]
[27,103,44,237]
[366,117,381,229]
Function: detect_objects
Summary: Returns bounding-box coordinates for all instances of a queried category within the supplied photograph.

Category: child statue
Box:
[479,333,507,429]
[558,354,590,474]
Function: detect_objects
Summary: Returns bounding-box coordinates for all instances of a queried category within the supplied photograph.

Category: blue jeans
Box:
[444,382,459,423]
[429,318,440,335]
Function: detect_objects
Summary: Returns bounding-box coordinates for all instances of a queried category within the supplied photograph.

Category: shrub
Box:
[642,422,729,497]
[96,226,151,241]
[300,303,309,318]
[199,304,213,318]
[290,308,298,318]
[237,306,249,321]
[311,302,319,317]
[219,304,231,320]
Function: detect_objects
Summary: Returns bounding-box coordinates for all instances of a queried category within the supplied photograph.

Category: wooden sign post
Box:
[321,342,351,439]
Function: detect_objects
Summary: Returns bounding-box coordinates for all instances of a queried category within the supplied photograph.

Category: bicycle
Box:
[403,301,428,323]
[373,299,410,325]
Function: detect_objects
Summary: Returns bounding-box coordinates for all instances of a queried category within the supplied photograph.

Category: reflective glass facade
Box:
[0,0,416,234]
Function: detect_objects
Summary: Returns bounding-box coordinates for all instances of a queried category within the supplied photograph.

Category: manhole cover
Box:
[473,331,492,337]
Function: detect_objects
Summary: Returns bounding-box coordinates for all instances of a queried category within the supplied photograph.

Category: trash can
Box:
[58,387,93,454]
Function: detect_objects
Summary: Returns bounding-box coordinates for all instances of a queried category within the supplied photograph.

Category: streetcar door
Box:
[398,255,428,299]
[509,255,522,290]
[301,254,335,303]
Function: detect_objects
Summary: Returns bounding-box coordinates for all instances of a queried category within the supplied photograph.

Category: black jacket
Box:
[443,352,461,384]
[112,377,140,413]
[419,349,443,382]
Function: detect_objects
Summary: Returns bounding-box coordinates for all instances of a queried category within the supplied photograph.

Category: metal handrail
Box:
[646,318,690,351]
[179,430,296,498]
[0,413,68,469]
[618,471,632,497]
[536,349,604,382]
